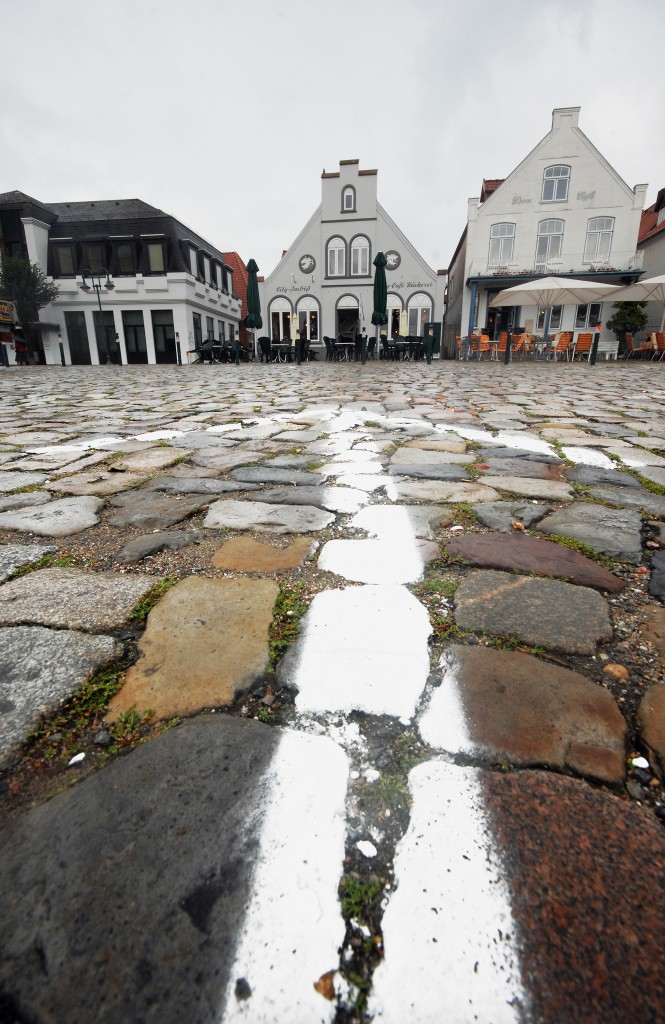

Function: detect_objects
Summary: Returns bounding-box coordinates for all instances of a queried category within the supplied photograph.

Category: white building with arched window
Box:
[259,159,446,358]
[444,107,648,358]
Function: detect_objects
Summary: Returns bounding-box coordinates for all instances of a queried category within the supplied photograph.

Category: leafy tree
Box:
[0,255,59,328]
[606,301,649,355]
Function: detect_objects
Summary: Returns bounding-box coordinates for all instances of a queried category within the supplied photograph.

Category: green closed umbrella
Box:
[245,258,263,363]
[370,252,388,364]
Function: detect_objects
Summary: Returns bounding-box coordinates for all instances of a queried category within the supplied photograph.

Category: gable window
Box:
[535,219,564,269]
[488,223,515,267]
[54,245,75,276]
[83,243,106,272]
[575,302,603,329]
[147,242,165,273]
[327,237,346,277]
[115,243,134,275]
[350,236,370,276]
[584,217,614,263]
[342,186,355,212]
[542,165,570,202]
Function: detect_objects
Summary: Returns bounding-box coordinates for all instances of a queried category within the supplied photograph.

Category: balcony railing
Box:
[468,249,643,279]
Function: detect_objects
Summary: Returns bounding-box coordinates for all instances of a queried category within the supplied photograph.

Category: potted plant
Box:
[606,301,649,357]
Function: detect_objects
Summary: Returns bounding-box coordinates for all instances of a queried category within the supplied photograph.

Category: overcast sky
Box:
[2,0,663,275]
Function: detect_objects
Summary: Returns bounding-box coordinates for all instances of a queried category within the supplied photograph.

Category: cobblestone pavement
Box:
[1,362,665,1023]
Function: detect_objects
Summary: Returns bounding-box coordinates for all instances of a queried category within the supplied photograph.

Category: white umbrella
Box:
[604,274,665,332]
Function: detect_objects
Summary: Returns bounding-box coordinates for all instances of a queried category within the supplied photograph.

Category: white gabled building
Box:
[259,159,447,357]
[444,107,647,358]
[0,191,242,366]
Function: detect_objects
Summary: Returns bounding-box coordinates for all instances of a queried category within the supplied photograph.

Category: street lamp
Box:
[80,268,120,365]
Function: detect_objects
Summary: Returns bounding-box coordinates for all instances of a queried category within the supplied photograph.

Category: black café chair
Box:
[367,337,376,359]
[258,337,272,363]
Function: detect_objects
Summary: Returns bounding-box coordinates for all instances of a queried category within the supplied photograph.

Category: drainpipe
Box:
[468,282,477,338]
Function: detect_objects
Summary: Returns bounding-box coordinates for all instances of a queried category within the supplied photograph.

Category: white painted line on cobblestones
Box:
[369,761,526,1024]
[219,730,348,1024]
[561,446,615,468]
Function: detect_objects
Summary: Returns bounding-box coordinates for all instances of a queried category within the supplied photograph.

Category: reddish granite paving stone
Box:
[445,532,625,593]
[640,606,665,664]
[420,646,627,784]
[638,684,665,782]
[483,770,665,1024]
[454,570,612,655]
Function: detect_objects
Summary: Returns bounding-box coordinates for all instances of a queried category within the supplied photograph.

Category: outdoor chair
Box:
[571,332,593,360]
[455,335,465,359]
[552,332,573,361]
[655,332,665,361]
[478,334,491,360]
[367,338,376,359]
[495,334,508,360]
[468,334,480,359]
[510,334,527,359]
[258,337,273,363]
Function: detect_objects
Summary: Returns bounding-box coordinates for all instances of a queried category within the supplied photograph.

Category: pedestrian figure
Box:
[14,338,28,366]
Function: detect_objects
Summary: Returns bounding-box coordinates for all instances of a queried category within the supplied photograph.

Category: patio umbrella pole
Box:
[543,306,552,358]
[503,333,512,365]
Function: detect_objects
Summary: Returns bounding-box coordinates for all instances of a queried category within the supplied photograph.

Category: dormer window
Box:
[147,242,165,273]
[542,165,570,202]
[342,186,356,212]
[53,244,76,276]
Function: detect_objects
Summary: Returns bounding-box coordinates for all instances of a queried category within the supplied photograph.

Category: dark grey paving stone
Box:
[564,466,641,488]
[115,531,205,564]
[267,456,316,469]
[229,467,323,486]
[168,433,238,450]
[537,503,643,564]
[258,486,366,514]
[477,458,564,481]
[190,449,264,472]
[144,477,259,496]
[0,543,56,583]
[108,492,205,529]
[0,717,283,1022]
[454,570,612,654]
[650,552,665,600]
[0,626,121,766]
[589,486,665,518]
[387,463,472,481]
[475,448,562,465]
[472,501,550,532]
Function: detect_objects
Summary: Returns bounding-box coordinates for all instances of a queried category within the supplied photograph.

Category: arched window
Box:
[407,292,432,337]
[269,297,293,342]
[488,223,515,267]
[535,218,564,269]
[350,235,370,276]
[327,236,346,277]
[387,293,403,337]
[342,186,355,212]
[542,165,570,202]
[296,296,319,341]
[584,217,614,263]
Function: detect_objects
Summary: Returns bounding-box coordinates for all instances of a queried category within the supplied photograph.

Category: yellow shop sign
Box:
[0,300,16,323]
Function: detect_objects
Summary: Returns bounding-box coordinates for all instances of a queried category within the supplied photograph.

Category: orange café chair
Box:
[572,332,593,360]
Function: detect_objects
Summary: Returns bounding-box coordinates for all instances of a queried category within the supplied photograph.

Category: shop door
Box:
[64,311,91,365]
[122,310,148,364]
[337,307,359,338]
[152,310,177,364]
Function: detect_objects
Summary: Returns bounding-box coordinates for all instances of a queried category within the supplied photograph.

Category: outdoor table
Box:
[274,343,292,363]
[337,341,355,361]
[488,340,500,360]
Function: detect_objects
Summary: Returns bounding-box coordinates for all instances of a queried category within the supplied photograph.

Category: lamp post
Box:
[80,268,120,365]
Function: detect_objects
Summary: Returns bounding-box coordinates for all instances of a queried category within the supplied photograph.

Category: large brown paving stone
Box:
[419,645,626,784]
[637,684,665,782]
[211,536,315,571]
[483,769,665,1024]
[0,569,157,632]
[454,570,612,654]
[107,577,278,720]
[445,532,625,593]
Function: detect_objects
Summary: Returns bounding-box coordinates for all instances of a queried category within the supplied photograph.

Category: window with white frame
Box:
[327,237,346,277]
[488,223,515,267]
[297,296,319,341]
[535,219,564,269]
[583,217,614,263]
[342,186,355,212]
[541,165,570,202]
[407,293,432,336]
[575,302,603,329]
[350,236,370,276]
[537,305,562,330]
[269,297,293,341]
